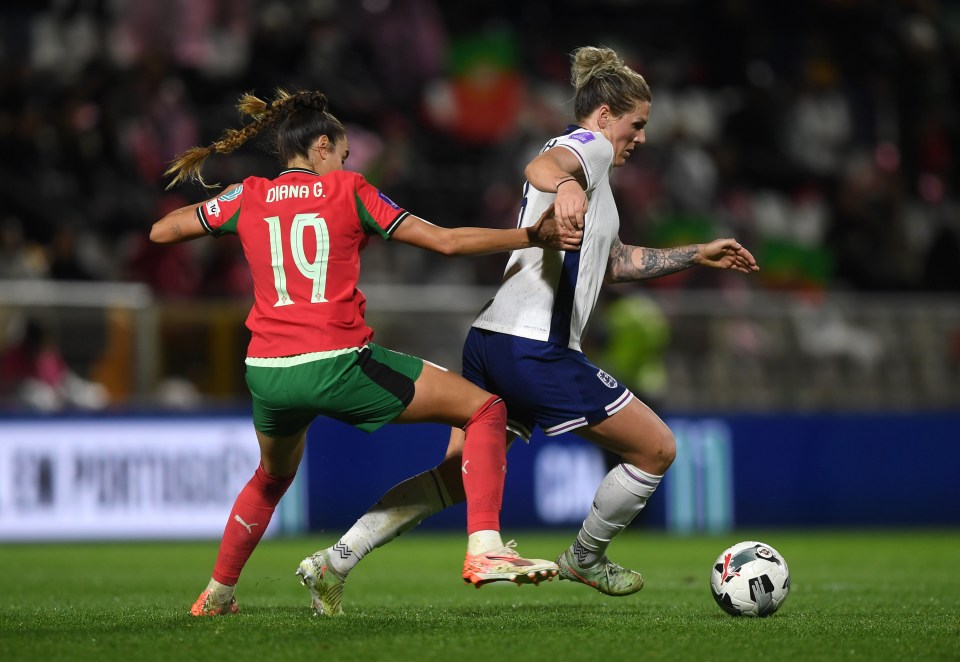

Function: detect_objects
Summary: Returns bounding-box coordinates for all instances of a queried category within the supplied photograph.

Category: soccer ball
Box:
[710,540,790,617]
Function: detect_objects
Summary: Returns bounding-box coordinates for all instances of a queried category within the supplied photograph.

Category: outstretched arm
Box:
[149,201,208,244]
[605,237,759,284]
[150,184,241,244]
[391,205,582,256]
[151,183,246,244]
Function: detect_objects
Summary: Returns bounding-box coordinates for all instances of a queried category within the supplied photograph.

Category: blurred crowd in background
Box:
[3,0,960,293]
[2,0,960,409]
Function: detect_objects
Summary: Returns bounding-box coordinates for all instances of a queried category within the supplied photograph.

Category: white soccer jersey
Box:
[472,127,619,351]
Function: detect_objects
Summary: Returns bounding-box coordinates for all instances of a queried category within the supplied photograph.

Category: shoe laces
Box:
[493,540,520,558]
[470,539,521,559]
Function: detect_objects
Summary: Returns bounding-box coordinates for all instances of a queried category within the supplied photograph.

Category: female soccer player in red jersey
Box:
[151,89,581,616]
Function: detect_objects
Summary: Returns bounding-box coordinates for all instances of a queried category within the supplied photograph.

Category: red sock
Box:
[212,464,295,586]
[461,396,507,535]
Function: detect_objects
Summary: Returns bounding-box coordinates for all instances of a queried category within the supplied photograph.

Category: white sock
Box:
[467,529,504,555]
[327,468,451,576]
[572,464,662,568]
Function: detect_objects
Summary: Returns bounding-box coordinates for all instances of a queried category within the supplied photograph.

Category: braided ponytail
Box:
[165,88,344,189]
[164,145,216,189]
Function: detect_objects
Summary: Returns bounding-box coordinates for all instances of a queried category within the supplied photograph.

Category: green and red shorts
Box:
[244,343,423,437]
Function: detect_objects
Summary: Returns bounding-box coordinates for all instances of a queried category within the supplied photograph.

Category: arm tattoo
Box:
[606,239,698,283]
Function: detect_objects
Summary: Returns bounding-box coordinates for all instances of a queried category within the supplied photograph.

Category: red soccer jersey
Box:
[196,168,410,358]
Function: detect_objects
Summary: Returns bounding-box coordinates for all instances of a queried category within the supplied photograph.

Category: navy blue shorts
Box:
[461,327,633,441]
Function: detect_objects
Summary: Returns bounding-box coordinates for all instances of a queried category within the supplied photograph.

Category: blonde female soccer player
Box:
[311,47,758,614]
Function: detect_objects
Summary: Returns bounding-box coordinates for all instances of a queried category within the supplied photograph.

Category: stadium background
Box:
[0,0,958,540]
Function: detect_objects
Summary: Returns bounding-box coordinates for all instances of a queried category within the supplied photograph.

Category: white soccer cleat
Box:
[296,548,346,616]
[556,547,644,596]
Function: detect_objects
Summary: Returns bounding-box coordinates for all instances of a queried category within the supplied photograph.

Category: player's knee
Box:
[646,426,675,475]
[623,425,674,475]
[658,428,677,471]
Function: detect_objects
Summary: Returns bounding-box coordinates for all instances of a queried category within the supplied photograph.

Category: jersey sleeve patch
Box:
[217,185,243,202]
[569,131,596,144]
[378,191,401,210]
[204,198,222,218]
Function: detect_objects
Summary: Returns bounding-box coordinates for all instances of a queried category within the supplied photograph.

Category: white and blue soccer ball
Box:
[710,540,790,617]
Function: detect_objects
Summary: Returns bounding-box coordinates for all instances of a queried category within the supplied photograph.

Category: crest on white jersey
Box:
[597,370,618,388]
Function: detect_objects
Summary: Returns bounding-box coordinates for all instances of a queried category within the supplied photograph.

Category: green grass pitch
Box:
[2,530,958,661]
